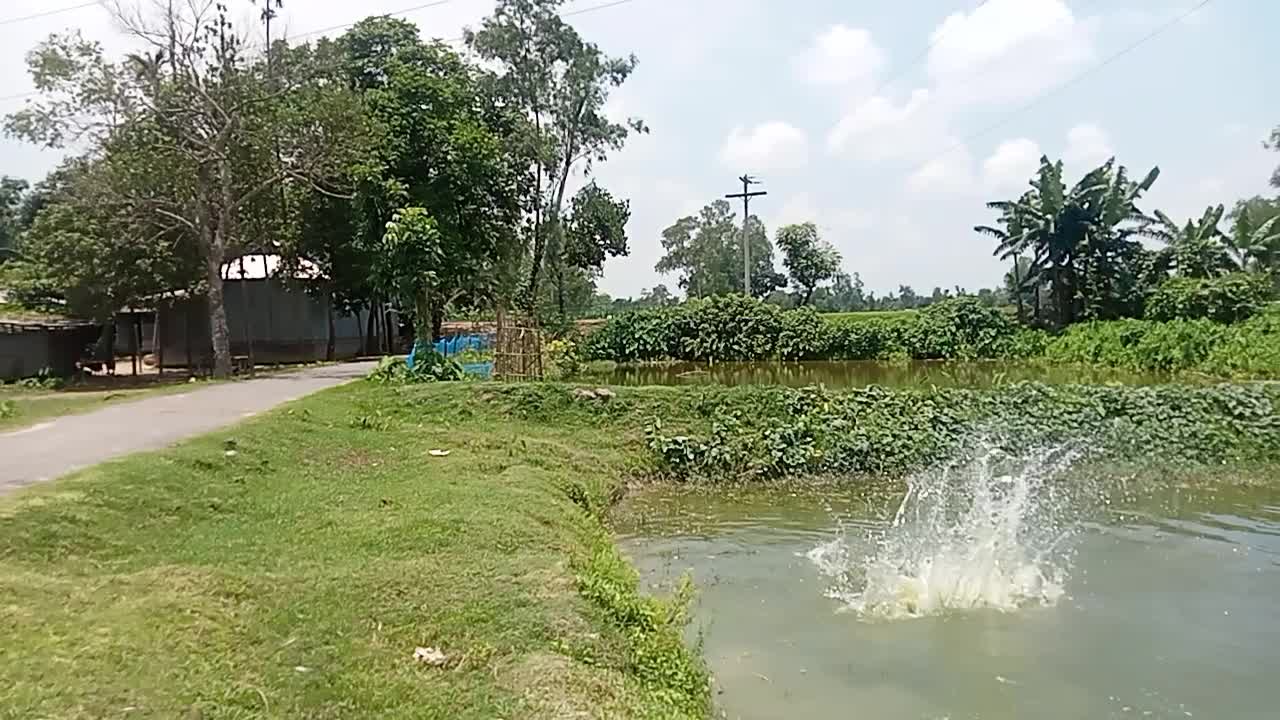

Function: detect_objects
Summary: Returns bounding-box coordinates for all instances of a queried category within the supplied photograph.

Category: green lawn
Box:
[0,382,706,719]
[0,385,181,432]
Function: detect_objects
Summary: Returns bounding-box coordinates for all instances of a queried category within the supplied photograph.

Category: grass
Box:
[0,381,708,719]
[0,383,194,432]
[821,309,919,322]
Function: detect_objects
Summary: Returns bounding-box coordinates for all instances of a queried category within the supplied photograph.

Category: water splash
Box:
[808,443,1084,620]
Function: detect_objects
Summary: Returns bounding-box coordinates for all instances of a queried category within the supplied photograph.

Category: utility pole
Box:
[725,175,767,296]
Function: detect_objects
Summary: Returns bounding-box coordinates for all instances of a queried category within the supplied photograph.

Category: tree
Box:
[1226,196,1280,275]
[375,207,442,347]
[0,177,27,262]
[1151,205,1236,279]
[339,17,526,340]
[6,4,366,377]
[1268,124,1280,189]
[655,200,784,298]
[775,222,841,305]
[466,0,645,311]
[812,272,867,312]
[546,182,631,318]
[978,156,1160,327]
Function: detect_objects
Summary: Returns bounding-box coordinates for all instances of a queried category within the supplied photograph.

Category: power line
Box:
[0,0,640,105]
[903,0,1216,178]
[0,1,100,27]
[291,0,459,41]
[866,0,991,99]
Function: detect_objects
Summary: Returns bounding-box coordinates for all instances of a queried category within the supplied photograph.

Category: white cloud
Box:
[794,24,886,89]
[774,192,820,228]
[983,138,1042,191]
[721,121,809,171]
[1063,123,1114,170]
[926,0,1096,106]
[827,89,946,160]
[907,148,975,194]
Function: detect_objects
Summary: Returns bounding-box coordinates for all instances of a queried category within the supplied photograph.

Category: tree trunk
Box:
[431,305,445,343]
[802,287,814,306]
[413,291,432,351]
[205,252,233,378]
[325,289,336,362]
[555,261,567,320]
[1011,260,1025,325]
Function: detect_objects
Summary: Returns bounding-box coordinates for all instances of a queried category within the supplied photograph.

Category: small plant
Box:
[545,337,583,379]
[366,349,465,385]
[16,368,66,390]
[0,399,17,420]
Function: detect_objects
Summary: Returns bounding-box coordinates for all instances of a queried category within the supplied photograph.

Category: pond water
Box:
[586,360,1190,390]
[616,452,1280,720]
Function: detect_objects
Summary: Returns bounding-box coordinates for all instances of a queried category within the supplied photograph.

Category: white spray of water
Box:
[808,443,1084,620]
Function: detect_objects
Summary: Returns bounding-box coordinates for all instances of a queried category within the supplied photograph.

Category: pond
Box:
[585,360,1193,390]
[616,452,1280,719]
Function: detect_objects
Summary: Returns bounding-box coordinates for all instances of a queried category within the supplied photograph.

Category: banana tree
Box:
[1150,204,1237,279]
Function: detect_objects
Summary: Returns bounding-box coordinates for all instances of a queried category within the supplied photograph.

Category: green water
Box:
[617,475,1280,719]
[588,360,1190,389]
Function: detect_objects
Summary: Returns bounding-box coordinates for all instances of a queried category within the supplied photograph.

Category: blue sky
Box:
[2,0,1277,297]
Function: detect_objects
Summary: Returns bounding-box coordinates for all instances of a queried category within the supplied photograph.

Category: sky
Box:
[2,0,1278,298]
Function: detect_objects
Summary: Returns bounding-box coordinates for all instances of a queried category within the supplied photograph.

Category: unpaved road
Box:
[0,361,376,495]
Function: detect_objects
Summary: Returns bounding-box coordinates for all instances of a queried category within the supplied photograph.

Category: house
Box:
[0,310,99,380]
[152,255,374,368]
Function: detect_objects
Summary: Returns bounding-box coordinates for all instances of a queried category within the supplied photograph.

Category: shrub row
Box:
[1145,272,1271,323]
[583,295,1031,363]
[581,295,1280,377]
[1045,305,1280,375]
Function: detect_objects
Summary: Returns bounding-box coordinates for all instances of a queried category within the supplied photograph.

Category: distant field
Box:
[822,310,920,322]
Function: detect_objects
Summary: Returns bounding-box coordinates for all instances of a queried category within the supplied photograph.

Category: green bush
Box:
[913,297,1018,359]
[679,294,783,361]
[366,351,465,384]
[1202,305,1280,376]
[1145,273,1270,323]
[776,306,832,360]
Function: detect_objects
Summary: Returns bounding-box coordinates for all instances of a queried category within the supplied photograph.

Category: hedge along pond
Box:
[580,295,1280,379]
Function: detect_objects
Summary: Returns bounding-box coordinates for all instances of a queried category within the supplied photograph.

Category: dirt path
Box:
[0,361,377,495]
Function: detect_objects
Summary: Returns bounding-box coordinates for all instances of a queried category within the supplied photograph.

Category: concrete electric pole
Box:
[725,175,767,296]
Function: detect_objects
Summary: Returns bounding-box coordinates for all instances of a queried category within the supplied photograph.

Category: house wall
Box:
[0,326,99,380]
[158,281,369,367]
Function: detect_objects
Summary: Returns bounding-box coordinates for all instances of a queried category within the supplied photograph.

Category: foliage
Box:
[544,337,583,378]
[777,306,831,360]
[586,296,1018,363]
[346,18,526,340]
[1151,205,1237,279]
[1226,196,1280,275]
[466,0,645,310]
[977,156,1161,327]
[366,352,465,384]
[0,176,28,262]
[1202,305,1280,377]
[776,222,841,305]
[1045,318,1227,373]
[1145,273,1270,323]
[546,182,632,319]
[638,383,1280,482]
[655,201,785,298]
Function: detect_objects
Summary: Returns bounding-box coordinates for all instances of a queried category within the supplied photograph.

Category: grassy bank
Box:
[5,379,1276,717]
[0,381,707,719]
[0,384,189,432]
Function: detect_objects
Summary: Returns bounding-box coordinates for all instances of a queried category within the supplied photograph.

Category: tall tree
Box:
[775,222,841,305]
[339,17,525,340]
[466,0,645,311]
[656,200,783,298]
